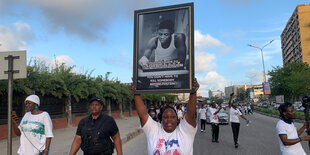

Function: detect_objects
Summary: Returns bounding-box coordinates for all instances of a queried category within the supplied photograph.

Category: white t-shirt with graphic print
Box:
[18,112,54,155]
[142,116,197,155]
[208,107,219,123]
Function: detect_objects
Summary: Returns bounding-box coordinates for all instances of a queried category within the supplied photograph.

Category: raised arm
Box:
[131,83,149,127]
[214,104,222,115]
[228,93,234,108]
[11,111,21,136]
[185,78,199,128]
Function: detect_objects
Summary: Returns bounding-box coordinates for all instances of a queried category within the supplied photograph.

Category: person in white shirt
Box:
[276,102,310,155]
[198,104,207,132]
[227,93,248,148]
[208,101,222,143]
[11,95,53,155]
[176,104,184,122]
[131,78,199,155]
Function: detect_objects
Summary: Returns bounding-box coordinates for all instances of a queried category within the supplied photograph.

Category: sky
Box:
[0,0,309,97]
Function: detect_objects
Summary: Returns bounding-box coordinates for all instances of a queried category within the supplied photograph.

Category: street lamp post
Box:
[248,40,274,83]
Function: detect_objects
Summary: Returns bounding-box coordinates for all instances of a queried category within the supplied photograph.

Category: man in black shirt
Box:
[70,97,122,155]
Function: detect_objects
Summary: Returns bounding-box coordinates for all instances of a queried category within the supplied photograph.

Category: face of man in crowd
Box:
[232,103,237,109]
[90,101,103,115]
[158,29,172,46]
[162,108,177,133]
[25,101,36,112]
[284,105,295,119]
[212,102,216,108]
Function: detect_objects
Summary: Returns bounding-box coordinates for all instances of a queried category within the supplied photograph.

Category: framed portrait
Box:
[133,3,194,94]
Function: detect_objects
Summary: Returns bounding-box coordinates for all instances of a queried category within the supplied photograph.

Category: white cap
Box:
[25,95,40,106]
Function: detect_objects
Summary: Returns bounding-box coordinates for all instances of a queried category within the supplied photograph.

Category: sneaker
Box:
[235,143,239,148]
[203,130,206,133]
[201,130,203,132]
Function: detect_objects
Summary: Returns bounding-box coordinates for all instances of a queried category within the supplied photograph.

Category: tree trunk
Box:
[129,101,132,117]
[66,95,72,127]
[119,102,124,118]
[107,99,111,116]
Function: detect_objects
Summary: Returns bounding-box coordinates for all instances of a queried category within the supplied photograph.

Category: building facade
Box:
[224,85,264,102]
[208,89,224,99]
[281,4,310,65]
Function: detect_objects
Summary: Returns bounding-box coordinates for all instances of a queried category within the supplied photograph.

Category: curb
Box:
[121,128,143,145]
[255,111,304,123]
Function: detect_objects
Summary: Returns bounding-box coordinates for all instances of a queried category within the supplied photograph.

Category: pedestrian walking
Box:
[228,93,249,148]
[247,104,253,115]
[131,78,199,155]
[276,102,310,155]
[69,97,122,155]
[11,94,53,155]
[177,104,184,122]
[198,104,207,132]
[243,104,247,115]
[209,100,222,143]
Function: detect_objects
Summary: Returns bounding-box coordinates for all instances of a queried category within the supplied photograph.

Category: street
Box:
[123,112,310,155]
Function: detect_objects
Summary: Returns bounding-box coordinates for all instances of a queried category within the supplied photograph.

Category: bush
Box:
[254,106,304,120]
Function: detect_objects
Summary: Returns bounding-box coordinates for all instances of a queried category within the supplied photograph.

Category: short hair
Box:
[159,20,174,32]
[278,102,292,118]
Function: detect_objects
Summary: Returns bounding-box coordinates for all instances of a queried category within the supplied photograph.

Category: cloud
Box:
[246,68,264,85]
[102,50,132,69]
[198,71,228,97]
[0,22,35,51]
[195,52,216,73]
[195,30,232,54]
[4,0,157,42]
[31,55,80,74]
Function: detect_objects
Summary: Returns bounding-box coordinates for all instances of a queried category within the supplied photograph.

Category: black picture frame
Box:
[133,3,194,94]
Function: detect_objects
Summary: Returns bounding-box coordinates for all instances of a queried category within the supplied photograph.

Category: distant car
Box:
[262,102,268,108]
[297,106,305,112]
[206,109,229,125]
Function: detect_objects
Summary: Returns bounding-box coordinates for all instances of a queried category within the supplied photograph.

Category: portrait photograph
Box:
[133,3,194,94]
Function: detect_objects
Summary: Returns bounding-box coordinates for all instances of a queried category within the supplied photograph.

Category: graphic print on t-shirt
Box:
[153,138,181,155]
[21,120,45,139]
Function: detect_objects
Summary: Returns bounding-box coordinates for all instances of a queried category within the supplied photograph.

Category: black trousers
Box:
[200,119,206,130]
[211,123,219,141]
[231,122,240,144]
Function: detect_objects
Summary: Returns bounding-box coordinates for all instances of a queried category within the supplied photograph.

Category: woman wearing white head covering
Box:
[11,94,54,155]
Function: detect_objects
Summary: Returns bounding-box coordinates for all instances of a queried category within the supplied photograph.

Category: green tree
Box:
[268,62,310,101]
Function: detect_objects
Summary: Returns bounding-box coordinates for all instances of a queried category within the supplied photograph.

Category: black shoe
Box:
[215,140,219,143]
[235,143,239,148]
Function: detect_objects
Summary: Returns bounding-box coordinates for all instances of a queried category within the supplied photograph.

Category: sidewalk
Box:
[0,116,142,155]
